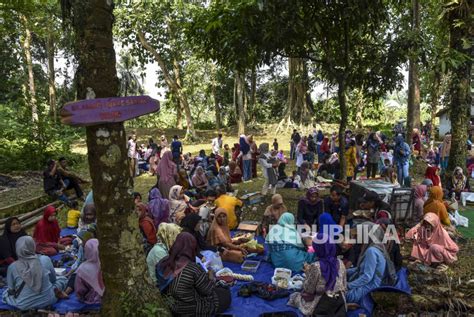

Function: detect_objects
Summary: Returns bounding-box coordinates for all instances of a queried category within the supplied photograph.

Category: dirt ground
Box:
[1,126,473,316]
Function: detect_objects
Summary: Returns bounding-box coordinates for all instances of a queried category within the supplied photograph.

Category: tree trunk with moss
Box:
[286,58,313,125]
[446,0,472,172]
[71,1,170,315]
[337,81,348,181]
[235,70,246,135]
[47,32,57,123]
[20,14,38,126]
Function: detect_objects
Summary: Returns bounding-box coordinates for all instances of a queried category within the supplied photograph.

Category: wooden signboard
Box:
[60,95,160,126]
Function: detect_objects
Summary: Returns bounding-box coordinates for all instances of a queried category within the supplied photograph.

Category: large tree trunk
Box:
[137,31,196,140]
[337,81,348,180]
[446,0,472,172]
[176,98,183,129]
[212,72,221,130]
[250,66,257,123]
[47,32,57,123]
[71,1,170,315]
[20,14,38,125]
[286,57,312,125]
[429,70,441,140]
[406,0,421,145]
[235,70,246,135]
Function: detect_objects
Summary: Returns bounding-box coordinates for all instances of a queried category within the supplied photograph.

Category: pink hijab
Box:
[406,213,458,265]
[76,239,105,296]
[156,151,177,184]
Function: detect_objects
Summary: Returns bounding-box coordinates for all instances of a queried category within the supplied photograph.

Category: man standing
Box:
[290,129,301,160]
[127,134,137,178]
[212,133,223,155]
[171,135,183,164]
[57,157,87,199]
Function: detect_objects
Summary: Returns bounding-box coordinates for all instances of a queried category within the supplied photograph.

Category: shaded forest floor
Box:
[1,126,473,315]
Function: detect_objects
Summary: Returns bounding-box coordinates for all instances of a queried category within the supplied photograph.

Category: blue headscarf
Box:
[239,135,250,155]
[394,135,411,164]
[318,212,342,237]
[312,233,339,291]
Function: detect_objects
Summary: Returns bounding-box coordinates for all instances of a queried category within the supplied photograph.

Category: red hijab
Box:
[425,166,440,186]
[33,205,61,244]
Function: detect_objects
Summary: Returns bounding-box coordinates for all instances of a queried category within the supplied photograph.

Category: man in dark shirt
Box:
[57,157,85,199]
[358,190,392,220]
[171,135,183,164]
[43,159,69,203]
[323,185,349,226]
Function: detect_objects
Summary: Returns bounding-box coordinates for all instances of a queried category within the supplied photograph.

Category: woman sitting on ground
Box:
[206,170,221,190]
[168,185,189,224]
[266,212,315,272]
[207,208,248,263]
[147,223,182,284]
[297,187,324,229]
[446,166,470,200]
[424,165,441,187]
[375,218,403,271]
[74,239,104,304]
[135,203,157,254]
[228,161,242,184]
[217,167,232,192]
[405,213,458,266]
[288,233,347,317]
[156,232,231,316]
[261,194,287,235]
[3,236,68,310]
[148,187,170,228]
[346,222,397,304]
[0,217,27,277]
[294,162,315,189]
[33,206,67,256]
[192,166,209,191]
[413,185,428,223]
[423,186,451,226]
[181,213,217,253]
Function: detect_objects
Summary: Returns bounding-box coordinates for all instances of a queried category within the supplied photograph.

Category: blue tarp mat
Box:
[0,228,100,313]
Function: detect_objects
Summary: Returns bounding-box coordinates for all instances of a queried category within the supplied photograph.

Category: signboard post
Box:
[60,95,160,126]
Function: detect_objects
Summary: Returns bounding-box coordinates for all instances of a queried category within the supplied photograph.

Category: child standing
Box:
[67,200,81,229]
[273,138,279,151]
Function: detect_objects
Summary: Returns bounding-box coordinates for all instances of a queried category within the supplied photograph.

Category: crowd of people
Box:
[5,124,469,315]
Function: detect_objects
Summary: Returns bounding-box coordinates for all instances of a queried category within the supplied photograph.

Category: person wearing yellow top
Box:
[214,190,243,230]
[67,201,81,228]
[344,140,358,181]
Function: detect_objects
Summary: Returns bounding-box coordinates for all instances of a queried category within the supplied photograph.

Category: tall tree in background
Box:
[406,0,421,145]
[63,0,169,315]
[235,70,247,135]
[445,0,472,172]
[20,14,38,126]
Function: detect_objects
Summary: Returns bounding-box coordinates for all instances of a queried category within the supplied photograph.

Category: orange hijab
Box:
[207,208,232,246]
[423,186,451,226]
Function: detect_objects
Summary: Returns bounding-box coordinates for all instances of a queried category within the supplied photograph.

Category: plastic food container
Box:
[271,268,292,289]
[241,260,261,273]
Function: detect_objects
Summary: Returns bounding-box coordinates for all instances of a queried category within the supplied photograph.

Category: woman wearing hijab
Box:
[33,206,65,256]
[207,208,247,263]
[366,133,382,179]
[181,213,217,253]
[266,212,315,272]
[74,239,104,304]
[168,185,189,224]
[148,187,170,228]
[228,161,242,184]
[288,233,347,316]
[446,166,470,200]
[413,185,428,223]
[156,150,178,199]
[345,140,358,181]
[147,223,182,283]
[3,236,68,310]
[192,166,209,190]
[295,137,308,169]
[423,186,451,226]
[0,217,27,277]
[320,137,330,157]
[294,161,315,189]
[393,135,411,187]
[440,133,451,172]
[135,203,157,254]
[249,135,259,178]
[261,194,287,234]
[297,187,324,228]
[346,222,397,304]
[424,166,441,187]
[318,212,342,237]
[406,213,458,266]
[217,166,232,192]
[157,232,231,316]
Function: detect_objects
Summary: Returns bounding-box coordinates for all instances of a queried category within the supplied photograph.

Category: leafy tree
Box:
[187,0,406,179]
[117,51,145,97]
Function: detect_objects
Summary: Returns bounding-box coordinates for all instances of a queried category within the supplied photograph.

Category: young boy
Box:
[66,200,81,228]
[273,138,279,151]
